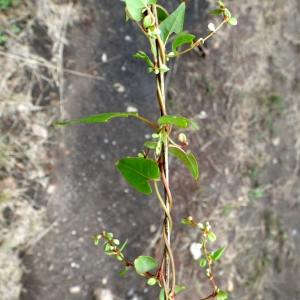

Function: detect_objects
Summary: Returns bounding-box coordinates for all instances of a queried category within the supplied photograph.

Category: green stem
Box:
[168,19,227,58]
[134,115,159,129]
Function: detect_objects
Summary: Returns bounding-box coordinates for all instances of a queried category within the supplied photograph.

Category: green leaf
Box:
[159,288,164,300]
[118,266,129,275]
[105,232,113,239]
[134,256,157,275]
[168,146,198,180]
[159,64,170,73]
[174,285,185,294]
[198,257,207,267]
[157,6,168,22]
[211,245,226,261]
[115,157,160,194]
[103,242,111,252]
[158,115,198,129]
[159,285,185,300]
[216,295,224,300]
[171,33,195,54]
[224,8,231,18]
[55,112,138,126]
[119,239,128,252]
[159,3,185,45]
[219,290,228,299]
[133,51,154,67]
[227,17,237,26]
[125,0,157,21]
[210,9,223,15]
[144,141,157,149]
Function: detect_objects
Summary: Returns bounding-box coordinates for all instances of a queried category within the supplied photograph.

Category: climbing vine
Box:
[56,1,237,299]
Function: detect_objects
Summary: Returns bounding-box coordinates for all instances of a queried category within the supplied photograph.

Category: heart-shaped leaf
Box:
[172,33,195,54]
[55,112,138,126]
[125,0,157,21]
[134,256,157,275]
[158,115,198,129]
[168,146,198,180]
[115,157,160,194]
[159,3,185,45]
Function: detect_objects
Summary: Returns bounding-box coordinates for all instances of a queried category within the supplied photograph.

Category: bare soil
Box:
[1,0,299,300]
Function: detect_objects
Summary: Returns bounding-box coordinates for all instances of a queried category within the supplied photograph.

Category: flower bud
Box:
[178,133,187,144]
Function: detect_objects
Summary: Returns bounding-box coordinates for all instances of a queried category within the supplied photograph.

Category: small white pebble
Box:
[126,105,138,112]
[190,242,202,260]
[101,53,108,63]
[102,277,108,285]
[69,286,81,294]
[71,230,77,235]
[124,35,132,42]
[113,82,125,93]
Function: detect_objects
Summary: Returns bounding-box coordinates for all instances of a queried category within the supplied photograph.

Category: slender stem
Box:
[134,115,159,129]
[124,7,148,38]
[156,76,166,115]
[163,227,176,296]
[152,4,171,298]
[160,163,172,209]
[153,180,173,231]
[168,19,227,58]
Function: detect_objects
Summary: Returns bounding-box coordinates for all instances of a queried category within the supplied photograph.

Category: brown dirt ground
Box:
[1,0,299,300]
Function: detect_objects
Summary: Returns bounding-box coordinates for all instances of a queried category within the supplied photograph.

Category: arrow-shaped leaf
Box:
[55,112,138,126]
[158,115,198,129]
[134,256,157,275]
[172,33,195,54]
[125,0,157,21]
[168,146,198,180]
[115,157,160,194]
[211,245,226,261]
[159,3,185,45]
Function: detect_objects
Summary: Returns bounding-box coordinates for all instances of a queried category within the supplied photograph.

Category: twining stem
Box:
[152,3,171,298]
[153,180,173,231]
[160,163,172,209]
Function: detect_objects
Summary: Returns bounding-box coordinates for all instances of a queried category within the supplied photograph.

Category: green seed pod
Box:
[116,254,123,261]
[207,231,216,242]
[147,278,157,286]
[198,257,207,267]
[143,15,152,28]
[112,239,120,245]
